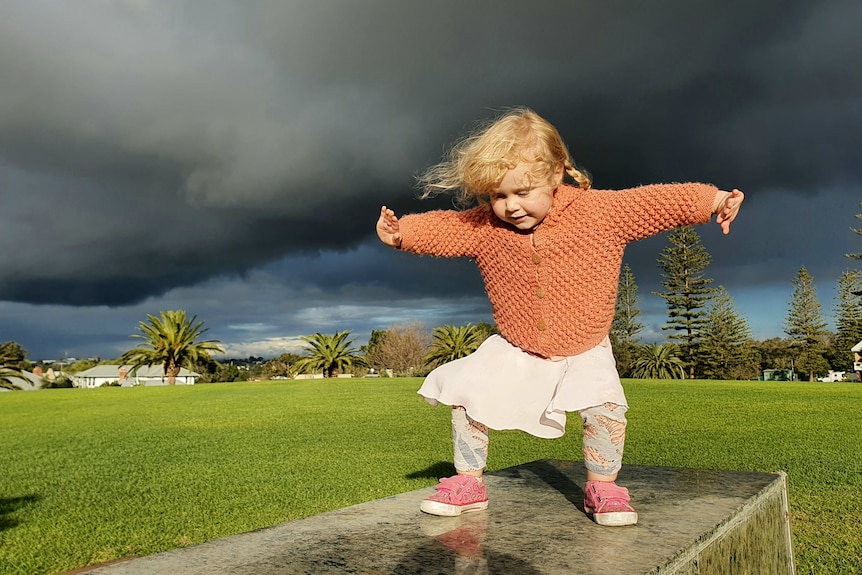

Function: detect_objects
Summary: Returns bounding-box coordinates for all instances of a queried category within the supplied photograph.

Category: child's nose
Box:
[506,197,520,212]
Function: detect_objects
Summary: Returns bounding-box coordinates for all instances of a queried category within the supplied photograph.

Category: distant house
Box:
[72,365,200,388]
[817,370,846,382]
[762,368,794,381]
[852,341,862,382]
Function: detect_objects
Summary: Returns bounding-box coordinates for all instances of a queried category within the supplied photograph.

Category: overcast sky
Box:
[2,0,861,361]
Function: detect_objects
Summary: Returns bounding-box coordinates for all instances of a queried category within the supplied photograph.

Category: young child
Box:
[375,108,743,527]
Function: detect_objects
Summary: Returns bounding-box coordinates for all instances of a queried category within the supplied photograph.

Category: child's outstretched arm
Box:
[376,206,403,248]
[714,189,744,234]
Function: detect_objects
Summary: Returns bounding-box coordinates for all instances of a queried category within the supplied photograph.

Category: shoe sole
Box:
[585,508,638,527]
[420,499,489,517]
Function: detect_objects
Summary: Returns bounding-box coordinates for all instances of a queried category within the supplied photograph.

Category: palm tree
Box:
[0,365,26,390]
[118,310,224,385]
[293,331,365,378]
[1,344,27,390]
[630,343,686,379]
[424,324,482,367]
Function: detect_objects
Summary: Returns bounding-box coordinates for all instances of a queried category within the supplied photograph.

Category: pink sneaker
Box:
[420,475,489,516]
[584,480,638,526]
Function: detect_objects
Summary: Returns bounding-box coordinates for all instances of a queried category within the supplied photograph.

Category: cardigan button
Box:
[531,253,541,265]
[536,288,545,298]
[536,320,547,331]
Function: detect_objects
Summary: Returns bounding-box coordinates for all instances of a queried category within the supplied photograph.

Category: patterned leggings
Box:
[451,403,627,476]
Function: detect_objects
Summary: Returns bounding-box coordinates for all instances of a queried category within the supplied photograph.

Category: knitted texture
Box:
[399,183,717,358]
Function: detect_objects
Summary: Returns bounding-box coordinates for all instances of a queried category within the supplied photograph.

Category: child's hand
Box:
[716,189,744,235]
[376,206,403,248]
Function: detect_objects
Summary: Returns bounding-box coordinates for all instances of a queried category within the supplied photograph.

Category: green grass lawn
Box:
[1,378,860,575]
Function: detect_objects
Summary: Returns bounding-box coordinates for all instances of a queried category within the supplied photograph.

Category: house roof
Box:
[74,365,200,378]
[852,341,862,353]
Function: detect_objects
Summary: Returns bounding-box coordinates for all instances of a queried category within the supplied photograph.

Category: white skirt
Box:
[417,335,627,439]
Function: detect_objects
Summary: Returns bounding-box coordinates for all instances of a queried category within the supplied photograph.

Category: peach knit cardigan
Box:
[398,183,718,358]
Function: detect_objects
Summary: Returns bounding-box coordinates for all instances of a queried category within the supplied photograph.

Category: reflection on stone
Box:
[87,460,795,575]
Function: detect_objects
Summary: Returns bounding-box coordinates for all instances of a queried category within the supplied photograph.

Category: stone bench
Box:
[85,460,794,574]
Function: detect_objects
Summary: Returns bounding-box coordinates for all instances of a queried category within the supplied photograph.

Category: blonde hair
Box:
[417,107,591,207]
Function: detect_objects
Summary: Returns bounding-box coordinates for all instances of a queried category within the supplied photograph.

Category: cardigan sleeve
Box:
[587,183,718,242]
[398,207,491,258]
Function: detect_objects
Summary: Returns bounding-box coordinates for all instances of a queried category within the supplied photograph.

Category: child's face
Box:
[490,162,563,230]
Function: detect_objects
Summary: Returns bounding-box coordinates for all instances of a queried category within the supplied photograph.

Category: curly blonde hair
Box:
[417,107,590,207]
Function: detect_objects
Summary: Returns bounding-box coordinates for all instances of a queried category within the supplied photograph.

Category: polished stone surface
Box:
[86,460,793,574]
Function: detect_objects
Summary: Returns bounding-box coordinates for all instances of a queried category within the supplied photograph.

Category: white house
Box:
[852,341,862,375]
[72,365,200,388]
[817,370,846,382]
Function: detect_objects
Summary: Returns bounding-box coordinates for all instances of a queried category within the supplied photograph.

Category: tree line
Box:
[220,322,499,381]
[611,222,862,381]
[0,318,498,388]
[4,204,862,388]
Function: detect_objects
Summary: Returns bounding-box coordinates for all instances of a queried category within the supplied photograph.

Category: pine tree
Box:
[654,225,714,378]
[846,202,862,260]
[700,286,757,380]
[611,263,644,377]
[784,267,828,381]
[830,270,862,373]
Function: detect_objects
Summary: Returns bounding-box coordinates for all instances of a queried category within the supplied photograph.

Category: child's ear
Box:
[553,164,565,186]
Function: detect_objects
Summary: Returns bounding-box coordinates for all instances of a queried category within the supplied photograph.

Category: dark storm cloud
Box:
[1,0,861,358]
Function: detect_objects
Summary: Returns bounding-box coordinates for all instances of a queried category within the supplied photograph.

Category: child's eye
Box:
[518,190,530,197]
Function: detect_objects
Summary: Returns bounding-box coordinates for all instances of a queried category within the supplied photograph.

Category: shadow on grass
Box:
[405,461,455,480]
[1,494,40,531]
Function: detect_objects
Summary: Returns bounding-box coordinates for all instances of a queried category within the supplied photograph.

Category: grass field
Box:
[1,378,860,575]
